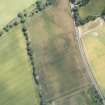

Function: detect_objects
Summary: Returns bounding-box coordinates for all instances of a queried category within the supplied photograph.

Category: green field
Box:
[0,0,36,29]
[78,0,105,18]
[0,25,39,105]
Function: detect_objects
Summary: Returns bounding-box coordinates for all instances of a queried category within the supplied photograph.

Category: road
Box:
[70,2,105,105]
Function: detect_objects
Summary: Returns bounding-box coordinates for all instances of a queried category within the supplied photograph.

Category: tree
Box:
[78,0,90,7]
[20,18,25,24]
[0,31,3,36]
[13,21,19,26]
[22,27,27,32]
[17,12,23,18]
[3,26,9,32]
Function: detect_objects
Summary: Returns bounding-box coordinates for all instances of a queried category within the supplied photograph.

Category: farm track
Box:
[46,83,90,103]
[70,2,105,105]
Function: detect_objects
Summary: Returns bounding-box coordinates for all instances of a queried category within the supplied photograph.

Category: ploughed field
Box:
[0,25,39,105]
[26,0,99,104]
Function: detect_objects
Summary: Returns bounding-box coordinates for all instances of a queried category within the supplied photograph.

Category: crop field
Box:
[0,0,36,29]
[78,0,105,18]
[81,18,105,96]
[0,25,39,105]
[26,0,96,104]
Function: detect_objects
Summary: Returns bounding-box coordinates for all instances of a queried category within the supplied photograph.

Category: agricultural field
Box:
[0,0,102,105]
[50,86,100,105]
[0,25,39,105]
[0,0,36,29]
[80,18,105,96]
[26,0,99,104]
[78,0,105,18]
